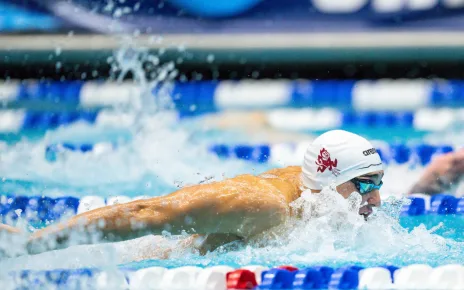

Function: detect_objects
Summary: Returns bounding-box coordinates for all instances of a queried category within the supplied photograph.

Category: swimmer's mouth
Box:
[359,204,374,220]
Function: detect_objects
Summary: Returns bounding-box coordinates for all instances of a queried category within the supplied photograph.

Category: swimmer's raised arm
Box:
[409,149,464,195]
[28,172,292,254]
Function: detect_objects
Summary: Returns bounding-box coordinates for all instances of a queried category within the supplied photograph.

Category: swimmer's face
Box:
[336,170,383,218]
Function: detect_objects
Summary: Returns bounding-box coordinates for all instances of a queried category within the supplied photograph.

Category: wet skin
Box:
[2,167,383,257]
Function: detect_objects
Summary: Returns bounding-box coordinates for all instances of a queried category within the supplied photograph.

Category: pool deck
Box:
[1,32,464,64]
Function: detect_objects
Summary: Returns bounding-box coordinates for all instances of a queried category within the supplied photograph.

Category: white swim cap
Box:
[302,130,383,190]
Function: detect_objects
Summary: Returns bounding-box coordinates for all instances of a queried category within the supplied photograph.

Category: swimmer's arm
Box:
[28,180,288,253]
[409,149,464,195]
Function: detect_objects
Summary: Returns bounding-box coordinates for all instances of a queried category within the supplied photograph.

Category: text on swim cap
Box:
[363,148,377,156]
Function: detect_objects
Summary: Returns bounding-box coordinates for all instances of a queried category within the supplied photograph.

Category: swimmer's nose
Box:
[366,189,381,207]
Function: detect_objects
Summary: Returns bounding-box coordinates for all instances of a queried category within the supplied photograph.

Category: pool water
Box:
[1,109,463,271]
[0,51,463,287]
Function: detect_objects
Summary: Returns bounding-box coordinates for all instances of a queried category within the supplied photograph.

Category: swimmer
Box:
[2,130,384,256]
[409,148,464,195]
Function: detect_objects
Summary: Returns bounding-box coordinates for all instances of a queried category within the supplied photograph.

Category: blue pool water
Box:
[0,107,463,286]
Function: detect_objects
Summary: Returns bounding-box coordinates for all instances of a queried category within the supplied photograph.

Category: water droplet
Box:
[177,45,186,52]
[206,54,215,63]
[113,8,123,18]
[168,70,178,79]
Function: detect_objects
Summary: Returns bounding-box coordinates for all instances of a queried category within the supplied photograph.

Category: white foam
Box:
[106,195,132,205]
[95,111,136,127]
[224,186,462,268]
[0,114,259,190]
[77,196,106,213]
[92,142,114,155]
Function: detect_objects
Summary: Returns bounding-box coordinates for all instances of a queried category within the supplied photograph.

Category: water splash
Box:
[187,188,464,269]
[0,45,268,197]
[1,186,463,279]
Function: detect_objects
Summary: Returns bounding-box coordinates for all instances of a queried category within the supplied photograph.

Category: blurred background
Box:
[1,0,464,277]
[0,0,463,196]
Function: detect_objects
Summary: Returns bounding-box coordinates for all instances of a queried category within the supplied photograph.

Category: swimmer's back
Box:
[174,165,303,204]
[27,166,303,255]
[159,166,303,256]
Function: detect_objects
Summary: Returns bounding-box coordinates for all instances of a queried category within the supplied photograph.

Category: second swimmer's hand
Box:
[409,149,464,195]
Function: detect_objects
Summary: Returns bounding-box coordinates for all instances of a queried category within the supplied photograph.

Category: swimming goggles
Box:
[351,177,383,195]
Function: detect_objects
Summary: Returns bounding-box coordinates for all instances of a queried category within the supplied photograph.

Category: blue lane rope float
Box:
[1,194,463,226]
[1,108,462,133]
[5,264,464,289]
[43,142,457,166]
[1,79,464,109]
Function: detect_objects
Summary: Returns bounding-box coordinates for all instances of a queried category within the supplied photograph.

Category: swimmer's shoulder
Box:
[260,166,302,178]
[224,166,302,183]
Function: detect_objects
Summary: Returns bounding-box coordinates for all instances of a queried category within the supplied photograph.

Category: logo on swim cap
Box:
[363,148,377,156]
[315,148,340,176]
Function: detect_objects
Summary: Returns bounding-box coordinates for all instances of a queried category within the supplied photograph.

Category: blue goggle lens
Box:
[352,179,383,195]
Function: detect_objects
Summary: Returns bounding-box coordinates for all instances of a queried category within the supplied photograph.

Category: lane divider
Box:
[43,142,456,166]
[2,79,464,110]
[5,264,464,289]
[1,194,463,226]
[1,108,462,133]
[0,195,147,225]
[0,110,98,133]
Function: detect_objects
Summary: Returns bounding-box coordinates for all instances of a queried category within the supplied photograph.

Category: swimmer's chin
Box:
[358,204,374,220]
